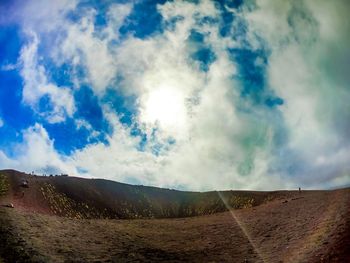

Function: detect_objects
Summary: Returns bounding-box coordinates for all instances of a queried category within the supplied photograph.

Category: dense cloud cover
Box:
[0,0,349,190]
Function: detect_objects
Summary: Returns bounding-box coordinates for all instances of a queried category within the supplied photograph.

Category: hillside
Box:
[0,169,285,219]
[0,169,349,262]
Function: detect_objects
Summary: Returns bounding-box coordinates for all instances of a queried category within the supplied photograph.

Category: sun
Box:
[141,86,187,130]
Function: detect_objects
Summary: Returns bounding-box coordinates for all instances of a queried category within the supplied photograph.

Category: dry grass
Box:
[0,170,349,262]
[1,189,349,262]
[0,174,9,196]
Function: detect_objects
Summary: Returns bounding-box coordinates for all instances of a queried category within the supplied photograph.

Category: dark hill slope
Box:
[1,170,349,262]
[0,184,349,262]
[1,169,288,219]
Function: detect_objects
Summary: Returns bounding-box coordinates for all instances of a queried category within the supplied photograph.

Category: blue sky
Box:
[0,0,349,190]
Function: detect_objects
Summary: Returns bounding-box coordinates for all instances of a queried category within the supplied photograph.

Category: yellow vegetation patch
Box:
[0,174,9,196]
[40,183,108,219]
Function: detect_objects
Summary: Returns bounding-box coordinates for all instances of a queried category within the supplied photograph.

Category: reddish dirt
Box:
[0,169,287,219]
[2,171,51,215]
[0,170,349,262]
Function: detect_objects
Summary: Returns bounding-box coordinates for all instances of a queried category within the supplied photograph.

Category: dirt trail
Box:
[1,188,349,262]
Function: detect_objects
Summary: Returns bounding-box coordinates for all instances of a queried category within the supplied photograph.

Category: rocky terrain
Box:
[0,169,349,262]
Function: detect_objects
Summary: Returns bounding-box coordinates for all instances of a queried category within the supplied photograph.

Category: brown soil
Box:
[0,170,349,262]
[0,169,288,219]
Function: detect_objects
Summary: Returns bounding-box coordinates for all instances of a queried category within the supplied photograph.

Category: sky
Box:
[0,0,349,191]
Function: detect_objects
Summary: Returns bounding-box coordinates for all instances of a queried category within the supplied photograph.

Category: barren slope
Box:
[0,170,349,262]
[0,169,284,219]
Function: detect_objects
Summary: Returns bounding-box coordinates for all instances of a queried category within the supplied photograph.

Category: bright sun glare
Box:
[142,87,186,130]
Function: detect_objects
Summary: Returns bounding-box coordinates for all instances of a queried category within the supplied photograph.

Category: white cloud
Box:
[1,63,18,71]
[0,151,18,168]
[0,124,77,175]
[3,0,349,191]
[105,3,133,40]
[13,0,77,33]
[61,0,289,191]
[71,111,162,185]
[0,117,3,128]
[57,4,133,94]
[244,0,350,188]
[20,32,75,123]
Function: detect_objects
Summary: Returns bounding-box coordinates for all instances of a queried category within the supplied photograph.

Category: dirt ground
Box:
[1,188,349,263]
